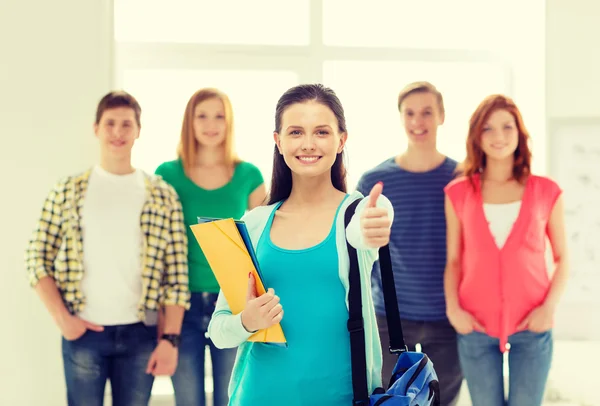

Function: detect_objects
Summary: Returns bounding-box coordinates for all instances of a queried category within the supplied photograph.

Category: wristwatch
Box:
[161,334,181,348]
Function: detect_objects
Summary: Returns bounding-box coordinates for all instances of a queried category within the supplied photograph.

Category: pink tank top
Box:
[444,174,562,351]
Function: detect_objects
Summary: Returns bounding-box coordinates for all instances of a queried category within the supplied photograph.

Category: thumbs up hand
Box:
[241,272,284,333]
[360,182,392,248]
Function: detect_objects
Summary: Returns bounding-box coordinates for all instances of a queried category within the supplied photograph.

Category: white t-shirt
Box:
[483,201,522,249]
[78,165,147,325]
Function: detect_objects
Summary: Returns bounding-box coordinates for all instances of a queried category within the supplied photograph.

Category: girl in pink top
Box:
[444,95,569,406]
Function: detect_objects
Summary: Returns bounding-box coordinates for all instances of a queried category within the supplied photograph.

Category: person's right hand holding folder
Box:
[190,217,287,344]
[241,273,284,333]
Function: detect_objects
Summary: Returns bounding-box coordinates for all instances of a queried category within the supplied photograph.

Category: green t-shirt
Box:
[155,159,264,293]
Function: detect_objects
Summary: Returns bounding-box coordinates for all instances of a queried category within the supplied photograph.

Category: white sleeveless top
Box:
[483,201,522,248]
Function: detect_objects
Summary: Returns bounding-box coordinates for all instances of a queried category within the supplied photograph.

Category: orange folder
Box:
[190,218,286,345]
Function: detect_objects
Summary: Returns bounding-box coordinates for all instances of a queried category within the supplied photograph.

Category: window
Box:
[323,61,508,189]
[323,0,519,52]
[114,0,310,45]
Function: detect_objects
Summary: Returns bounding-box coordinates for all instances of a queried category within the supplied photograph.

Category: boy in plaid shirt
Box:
[25,91,190,406]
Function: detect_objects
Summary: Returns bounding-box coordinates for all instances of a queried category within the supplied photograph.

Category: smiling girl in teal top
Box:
[208,84,395,406]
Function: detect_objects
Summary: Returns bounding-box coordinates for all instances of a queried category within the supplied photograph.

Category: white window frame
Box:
[114,0,514,98]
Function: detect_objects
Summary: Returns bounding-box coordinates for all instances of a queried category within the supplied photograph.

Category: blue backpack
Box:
[345,199,440,406]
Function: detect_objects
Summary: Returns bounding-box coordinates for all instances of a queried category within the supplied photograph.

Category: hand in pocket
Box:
[447,306,485,335]
[517,304,554,333]
[59,314,104,341]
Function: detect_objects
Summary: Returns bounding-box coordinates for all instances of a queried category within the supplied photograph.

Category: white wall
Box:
[547,0,600,118]
[508,0,547,175]
[546,0,600,340]
[0,1,113,404]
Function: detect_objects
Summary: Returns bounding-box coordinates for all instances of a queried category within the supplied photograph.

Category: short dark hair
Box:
[268,84,348,205]
[95,91,142,127]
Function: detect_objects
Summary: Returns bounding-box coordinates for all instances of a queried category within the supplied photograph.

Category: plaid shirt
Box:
[25,169,190,320]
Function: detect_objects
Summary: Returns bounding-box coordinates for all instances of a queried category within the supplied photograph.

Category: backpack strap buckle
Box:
[347,318,364,333]
[389,345,408,354]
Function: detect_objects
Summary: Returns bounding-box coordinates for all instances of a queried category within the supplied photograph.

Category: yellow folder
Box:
[190,218,286,344]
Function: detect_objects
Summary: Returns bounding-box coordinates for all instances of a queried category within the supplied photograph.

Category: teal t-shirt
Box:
[155,159,264,293]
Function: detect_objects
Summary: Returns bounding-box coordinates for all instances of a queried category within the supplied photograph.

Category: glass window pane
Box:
[323,61,508,189]
[122,69,299,184]
[115,0,309,45]
[323,0,521,52]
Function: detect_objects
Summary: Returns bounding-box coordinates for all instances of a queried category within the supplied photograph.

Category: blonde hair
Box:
[397,81,445,115]
[177,88,240,174]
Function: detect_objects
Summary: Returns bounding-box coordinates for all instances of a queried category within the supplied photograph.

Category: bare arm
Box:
[517,195,569,332]
[162,305,185,335]
[543,195,569,309]
[444,195,462,314]
[34,276,70,327]
[248,183,267,210]
[444,195,484,333]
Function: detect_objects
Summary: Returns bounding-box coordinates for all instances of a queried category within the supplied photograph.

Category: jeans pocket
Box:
[525,328,553,337]
[70,325,100,341]
[513,329,553,355]
[457,330,483,339]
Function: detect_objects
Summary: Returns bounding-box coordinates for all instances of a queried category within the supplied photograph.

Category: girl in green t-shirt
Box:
[155,88,266,406]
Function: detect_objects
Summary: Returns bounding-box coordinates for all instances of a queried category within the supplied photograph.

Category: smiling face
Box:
[94,106,140,161]
[274,100,346,181]
[480,109,519,163]
[193,97,227,148]
[400,91,444,148]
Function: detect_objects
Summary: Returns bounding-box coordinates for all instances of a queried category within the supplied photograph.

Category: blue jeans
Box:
[457,330,553,406]
[62,322,157,406]
[171,292,237,406]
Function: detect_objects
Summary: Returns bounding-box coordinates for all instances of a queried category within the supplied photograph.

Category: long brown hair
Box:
[462,94,532,185]
[177,88,240,174]
[268,84,347,205]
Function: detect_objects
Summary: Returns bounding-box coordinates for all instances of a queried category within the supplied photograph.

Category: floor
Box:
[124,340,597,406]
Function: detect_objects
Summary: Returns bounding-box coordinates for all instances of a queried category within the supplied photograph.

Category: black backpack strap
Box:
[379,243,407,355]
[344,199,369,405]
[345,197,408,403]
